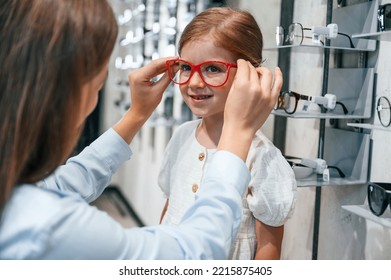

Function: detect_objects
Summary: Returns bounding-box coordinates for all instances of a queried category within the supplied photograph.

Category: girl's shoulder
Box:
[174,119,200,132]
[170,119,201,141]
[249,130,281,157]
[247,130,292,176]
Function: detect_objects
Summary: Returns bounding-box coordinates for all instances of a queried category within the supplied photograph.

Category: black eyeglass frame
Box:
[368,182,391,217]
[275,91,309,114]
[275,91,349,115]
[285,156,346,178]
[378,4,391,32]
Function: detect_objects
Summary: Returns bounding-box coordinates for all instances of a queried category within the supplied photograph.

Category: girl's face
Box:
[78,62,108,127]
[179,35,237,120]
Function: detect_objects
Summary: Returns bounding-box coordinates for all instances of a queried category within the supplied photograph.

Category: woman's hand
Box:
[218,59,283,161]
[128,57,175,120]
[113,57,175,144]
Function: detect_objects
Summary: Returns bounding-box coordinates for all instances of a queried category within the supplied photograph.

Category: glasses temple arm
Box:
[300,94,311,101]
[338,32,355,48]
[336,101,348,114]
[328,165,346,178]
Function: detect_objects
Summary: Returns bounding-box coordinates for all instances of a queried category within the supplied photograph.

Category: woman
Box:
[0,0,282,259]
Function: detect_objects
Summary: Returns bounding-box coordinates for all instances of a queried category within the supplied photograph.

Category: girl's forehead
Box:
[180,38,235,63]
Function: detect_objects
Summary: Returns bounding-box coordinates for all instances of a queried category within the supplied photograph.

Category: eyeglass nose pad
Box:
[188,70,206,87]
[276,26,284,46]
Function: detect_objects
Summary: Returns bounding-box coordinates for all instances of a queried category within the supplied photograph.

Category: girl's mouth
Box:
[190,95,213,100]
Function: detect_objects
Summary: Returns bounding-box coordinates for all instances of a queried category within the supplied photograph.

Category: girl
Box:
[159,7,297,260]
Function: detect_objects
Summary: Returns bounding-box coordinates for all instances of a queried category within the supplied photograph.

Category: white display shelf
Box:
[273,68,374,119]
[273,111,369,119]
[264,43,376,52]
[293,128,370,187]
[342,204,391,229]
[296,175,367,187]
[352,31,391,41]
[347,123,391,132]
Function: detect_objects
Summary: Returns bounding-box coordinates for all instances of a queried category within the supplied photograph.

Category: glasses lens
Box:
[377,96,391,127]
[283,92,296,114]
[385,4,391,31]
[274,97,280,110]
[167,60,191,85]
[288,23,303,45]
[368,184,387,216]
[275,92,285,110]
[379,6,385,31]
[167,60,231,87]
[200,61,230,87]
[276,26,284,46]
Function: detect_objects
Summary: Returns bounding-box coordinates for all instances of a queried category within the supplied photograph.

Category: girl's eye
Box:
[205,64,224,73]
[180,64,191,71]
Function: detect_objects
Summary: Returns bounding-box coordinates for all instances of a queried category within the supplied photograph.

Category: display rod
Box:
[311,0,334,261]
[273,0,295,152]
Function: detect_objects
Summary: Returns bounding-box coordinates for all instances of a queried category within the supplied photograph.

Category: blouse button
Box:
[198,152,205,161]
[192,184,199,193]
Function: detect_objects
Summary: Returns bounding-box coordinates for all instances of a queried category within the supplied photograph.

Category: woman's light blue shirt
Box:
[0,128,250,259]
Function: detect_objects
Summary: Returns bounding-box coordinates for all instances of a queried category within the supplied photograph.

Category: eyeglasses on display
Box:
[276,23,312,46]
[368,182,391,216]
[276,22,355,48]
[285,156,345,180]
[166,59,237,87]
[378,4,391,32]
[377,96,391,127]
[274,91,348,115]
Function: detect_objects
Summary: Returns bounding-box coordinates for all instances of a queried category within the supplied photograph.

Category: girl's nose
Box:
[188,71,206,89]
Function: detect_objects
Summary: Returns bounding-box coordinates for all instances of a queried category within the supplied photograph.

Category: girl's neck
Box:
[195,116,223,149]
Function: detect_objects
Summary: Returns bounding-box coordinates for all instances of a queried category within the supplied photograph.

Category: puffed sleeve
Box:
[246,136,297,227]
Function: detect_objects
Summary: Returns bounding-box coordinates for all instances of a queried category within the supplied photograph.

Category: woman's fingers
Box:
[256,66,283,108]
[126,57,176,118]
[133,57,176,82]
[272,67,283,99]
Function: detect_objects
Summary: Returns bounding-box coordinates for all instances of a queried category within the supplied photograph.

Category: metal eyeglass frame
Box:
[377,96,391,127]
[166,59,238,88]
[278,22,312,46]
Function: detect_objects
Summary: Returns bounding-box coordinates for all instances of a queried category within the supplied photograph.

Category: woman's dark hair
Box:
[0,0,118,210]
[178,7,263,66]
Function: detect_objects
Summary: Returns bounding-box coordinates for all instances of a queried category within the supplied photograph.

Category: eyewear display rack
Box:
[271,0,377,188]
[271,0,380,259]
[343,5,391,231]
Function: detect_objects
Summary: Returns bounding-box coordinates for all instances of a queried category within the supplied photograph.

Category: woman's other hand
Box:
[218,60,283,161]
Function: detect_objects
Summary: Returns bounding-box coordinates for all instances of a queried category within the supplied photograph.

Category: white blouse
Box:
[158,120,297,259]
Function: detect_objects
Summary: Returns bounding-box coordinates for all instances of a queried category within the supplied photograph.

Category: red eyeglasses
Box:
[166,59,237,87]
